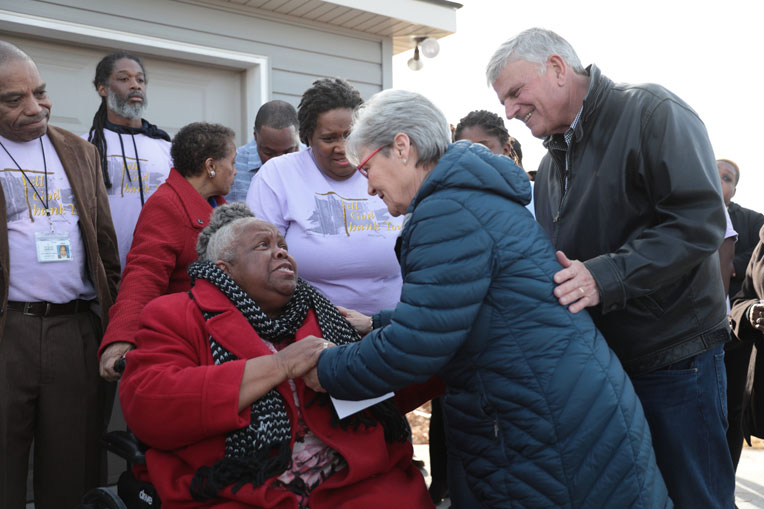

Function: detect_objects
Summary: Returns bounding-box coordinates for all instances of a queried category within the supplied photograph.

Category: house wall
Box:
[0,0,391,143]
[0,1,392,495]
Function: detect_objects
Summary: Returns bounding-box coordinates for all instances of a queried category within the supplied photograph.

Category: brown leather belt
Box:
[6,299,93,317]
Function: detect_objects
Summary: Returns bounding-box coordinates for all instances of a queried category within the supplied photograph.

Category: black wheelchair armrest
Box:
[102,430,147,466]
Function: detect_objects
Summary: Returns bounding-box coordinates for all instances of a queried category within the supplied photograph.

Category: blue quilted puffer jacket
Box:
[318,141,670,508]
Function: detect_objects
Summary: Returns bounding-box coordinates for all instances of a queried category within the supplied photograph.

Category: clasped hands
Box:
[273,335,335,393]
[275,306,372,391]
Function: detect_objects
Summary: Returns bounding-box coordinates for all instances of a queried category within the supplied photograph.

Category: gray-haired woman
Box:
[308,90,670,508]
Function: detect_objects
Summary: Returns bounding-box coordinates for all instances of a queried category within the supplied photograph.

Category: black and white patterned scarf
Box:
[187,260,408,501]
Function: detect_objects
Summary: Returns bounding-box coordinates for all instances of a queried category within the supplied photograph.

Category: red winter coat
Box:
[99,168,224,357]
[119,280,433,508]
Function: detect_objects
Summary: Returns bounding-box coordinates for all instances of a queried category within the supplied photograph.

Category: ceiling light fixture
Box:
[407,36,440,71]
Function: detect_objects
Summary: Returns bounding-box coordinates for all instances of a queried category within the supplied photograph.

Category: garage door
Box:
[0,33,245,143]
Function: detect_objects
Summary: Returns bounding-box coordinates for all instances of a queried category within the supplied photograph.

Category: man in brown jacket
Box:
[0,41,120,508]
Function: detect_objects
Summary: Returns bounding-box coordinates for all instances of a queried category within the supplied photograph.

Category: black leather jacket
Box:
[535,65,729,375]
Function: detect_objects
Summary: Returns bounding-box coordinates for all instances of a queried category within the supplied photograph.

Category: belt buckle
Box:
[22,302,36,316]
[44,302,52,317]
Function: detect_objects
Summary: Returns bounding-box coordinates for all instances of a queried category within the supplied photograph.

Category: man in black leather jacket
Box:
[488,28,734,508]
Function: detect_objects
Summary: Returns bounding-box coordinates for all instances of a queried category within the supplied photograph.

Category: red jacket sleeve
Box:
[99,191,187,356]
[119,293,250,450]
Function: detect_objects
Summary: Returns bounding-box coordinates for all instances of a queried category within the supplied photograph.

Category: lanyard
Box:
[115,132,146,206]
[0,136,53,231]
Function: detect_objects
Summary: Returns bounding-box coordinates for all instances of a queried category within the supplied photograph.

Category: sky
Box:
[392,0,762,211]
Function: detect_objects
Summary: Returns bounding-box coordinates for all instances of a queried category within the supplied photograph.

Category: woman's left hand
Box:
[240,336,333,411]
[299,335,337,393]
[337,306,373,334]
[302,367,325,393]
[274,336,332,379]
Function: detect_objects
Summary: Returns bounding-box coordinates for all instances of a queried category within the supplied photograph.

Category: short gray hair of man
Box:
[345,89,450,169]
[486,27,585,85]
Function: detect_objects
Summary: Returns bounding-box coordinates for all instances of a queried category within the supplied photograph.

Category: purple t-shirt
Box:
[81,129,171,271]
[246,149,403,315]
[0,134,95,303]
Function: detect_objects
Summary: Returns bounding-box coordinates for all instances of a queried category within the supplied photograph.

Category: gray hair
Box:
[345,89,450,168]
[196,202,255,261]
[486,28,585,85]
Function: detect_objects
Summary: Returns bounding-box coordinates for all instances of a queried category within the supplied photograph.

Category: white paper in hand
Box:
[330,393,394,419]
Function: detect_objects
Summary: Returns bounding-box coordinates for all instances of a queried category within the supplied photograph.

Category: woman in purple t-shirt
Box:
[247,78,403,316]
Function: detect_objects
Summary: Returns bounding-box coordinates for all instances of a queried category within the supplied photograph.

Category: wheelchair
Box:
[78,429,161,509]
[80,358,161,509]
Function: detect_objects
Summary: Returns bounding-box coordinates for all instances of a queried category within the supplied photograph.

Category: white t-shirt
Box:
[81,128,171,271]
[246,149,403,315]
[0,134,96,303]
[724,206,737,313]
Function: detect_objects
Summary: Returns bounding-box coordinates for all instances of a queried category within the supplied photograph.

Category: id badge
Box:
[35,231,72,262]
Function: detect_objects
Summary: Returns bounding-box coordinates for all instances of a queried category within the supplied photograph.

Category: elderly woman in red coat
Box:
[118,203,433,508]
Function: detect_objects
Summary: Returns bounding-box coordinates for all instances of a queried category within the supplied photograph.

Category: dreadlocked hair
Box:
[87,51,146,188]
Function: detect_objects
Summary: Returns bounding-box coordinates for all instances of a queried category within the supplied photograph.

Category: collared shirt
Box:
[227,139,263,203]
[562,107,583,190]
[227,139,307,202]
[546,107,583,191]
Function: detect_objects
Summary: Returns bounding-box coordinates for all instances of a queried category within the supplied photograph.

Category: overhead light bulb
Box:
[419,37,440,59]
[407,46,423,71]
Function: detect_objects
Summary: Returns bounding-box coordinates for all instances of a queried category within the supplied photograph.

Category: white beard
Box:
[107,88,146,120]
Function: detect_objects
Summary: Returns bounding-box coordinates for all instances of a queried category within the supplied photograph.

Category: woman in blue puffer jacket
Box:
[306,90,670,508]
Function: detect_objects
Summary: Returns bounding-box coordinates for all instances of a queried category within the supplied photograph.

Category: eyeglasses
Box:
[356,146,385,178]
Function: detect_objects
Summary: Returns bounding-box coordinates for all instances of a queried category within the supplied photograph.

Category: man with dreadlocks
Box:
[84,51,172,271]
[118,203,434,508]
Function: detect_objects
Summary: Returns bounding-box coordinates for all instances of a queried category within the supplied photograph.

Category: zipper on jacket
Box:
[493,419,500,443]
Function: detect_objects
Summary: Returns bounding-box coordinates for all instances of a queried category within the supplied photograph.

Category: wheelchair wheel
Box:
[79,487,127,509]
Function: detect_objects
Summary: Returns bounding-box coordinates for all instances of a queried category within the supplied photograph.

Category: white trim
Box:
[0,9,269,135]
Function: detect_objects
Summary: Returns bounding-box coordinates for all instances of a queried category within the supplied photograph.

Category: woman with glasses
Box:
[246,78,403,318]
[309,90,670,508]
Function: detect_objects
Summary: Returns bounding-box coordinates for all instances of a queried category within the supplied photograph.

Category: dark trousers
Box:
[724,338,753,470]
[0,309,103,509]
[631,344,735,509]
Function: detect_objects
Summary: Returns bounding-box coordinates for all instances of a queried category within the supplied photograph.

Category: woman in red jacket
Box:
[98,122,235,379]
[119,205,433,508]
